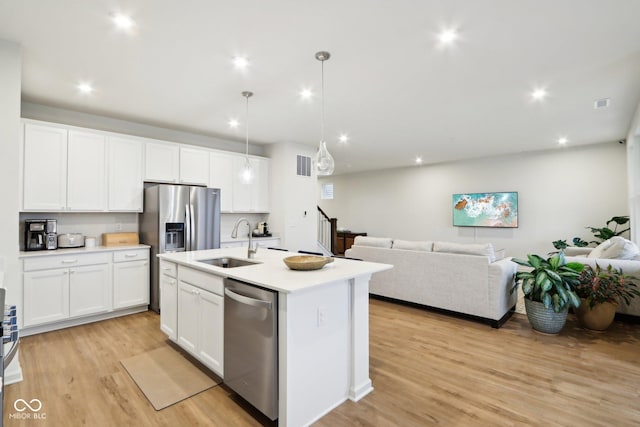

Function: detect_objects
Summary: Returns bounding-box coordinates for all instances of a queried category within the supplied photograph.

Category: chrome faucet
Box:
[231,217,258,259]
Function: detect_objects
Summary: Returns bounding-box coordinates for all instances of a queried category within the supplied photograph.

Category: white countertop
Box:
[157,247,392,293]
[19,244,150,258]
[220,234,279,244]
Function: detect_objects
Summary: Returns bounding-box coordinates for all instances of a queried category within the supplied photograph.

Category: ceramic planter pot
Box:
[524,298,568,334]
[575,299,618,331]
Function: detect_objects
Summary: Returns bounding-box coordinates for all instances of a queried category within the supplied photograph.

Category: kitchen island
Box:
[157,247,392,427]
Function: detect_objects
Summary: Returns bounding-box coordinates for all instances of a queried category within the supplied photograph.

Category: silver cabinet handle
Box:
[125,253,138,258]
[63,271,69,275]
[61,259,78,264]
[225,288,272,310]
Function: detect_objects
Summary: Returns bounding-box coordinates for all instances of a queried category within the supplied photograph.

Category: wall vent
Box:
[594,98,610,109]
[296,155,311,177]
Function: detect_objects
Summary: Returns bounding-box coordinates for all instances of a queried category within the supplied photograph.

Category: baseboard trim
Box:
[614,312,640,324]
[369,294,515,328]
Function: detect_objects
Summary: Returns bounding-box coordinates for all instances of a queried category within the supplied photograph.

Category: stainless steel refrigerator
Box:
[140,184,221,313]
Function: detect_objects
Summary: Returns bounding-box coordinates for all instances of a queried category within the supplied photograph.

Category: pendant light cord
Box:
[320,59,325,142]
[245,94,249,157]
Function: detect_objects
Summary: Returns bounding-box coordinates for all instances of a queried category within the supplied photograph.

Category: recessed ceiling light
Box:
[594,98,610,109]
[233,56,249,70]
[557,136,568,145]
[112,13,134,30]
[531,88,548,101]
[299,88,313,100]
[77,82,93,94]
[415,156,423,164]
[228,118,239,129]
[438,28,459,46]
[338,133,349,143]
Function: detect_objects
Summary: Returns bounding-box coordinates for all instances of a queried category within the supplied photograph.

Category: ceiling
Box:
[2,1,640,175]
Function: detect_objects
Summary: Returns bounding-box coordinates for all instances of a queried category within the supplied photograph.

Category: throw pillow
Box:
[392,240,433,252]
[433,241,496,262]
[589,236,640,260]
[353,236,393,249]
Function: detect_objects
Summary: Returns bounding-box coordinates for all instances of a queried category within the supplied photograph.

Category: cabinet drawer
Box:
[24,252,111,271]
[113,248,149,263]
[178,265,223,296]
[160,260,177,278]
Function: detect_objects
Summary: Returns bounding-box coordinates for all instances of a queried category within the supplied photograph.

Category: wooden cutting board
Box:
[102,232,139,246]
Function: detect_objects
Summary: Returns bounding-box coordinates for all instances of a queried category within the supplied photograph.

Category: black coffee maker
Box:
[25,219,57,251]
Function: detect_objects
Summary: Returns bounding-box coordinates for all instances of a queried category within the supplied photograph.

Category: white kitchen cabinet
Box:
[177,281,199,354]
[180,146,210,185]
[197,290,224,374]
[232,155,270,212]
[210,151,234,212]
[67,130,107,211]
[22,123,68,211]
[144,140,180,183]
[113,249,149,309]
[176,266,224,376]
[108,136,143,211]
[69,264,112,317]
[159,261,178,340]
[23,268,70,326]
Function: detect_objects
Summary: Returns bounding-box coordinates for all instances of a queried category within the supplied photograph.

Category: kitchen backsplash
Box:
[19,212,269,250]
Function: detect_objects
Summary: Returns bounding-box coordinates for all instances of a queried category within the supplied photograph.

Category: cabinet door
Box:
[160,275,178,340]
[23,269,70,326]
[69,264,112,317]
[210,152,234,212]
[108,136,143,211]
[251,157,270,212]
[113,260,149,309]
[67,130,107,211]
[22,123,68,211]
[177,281,199,354]
[232,155,252,212]
[180,146,210,185]
[144,140,179,183]
[198,290,224,375]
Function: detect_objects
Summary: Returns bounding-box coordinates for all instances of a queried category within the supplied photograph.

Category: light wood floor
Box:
[5,299,640,426]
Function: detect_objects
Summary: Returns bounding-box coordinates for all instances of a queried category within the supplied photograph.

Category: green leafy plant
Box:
[512,253,583,312]
[575,263,640,309]
[552,215,630,250]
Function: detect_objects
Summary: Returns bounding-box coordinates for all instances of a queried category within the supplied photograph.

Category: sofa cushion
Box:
[589,236,640,260]
[392,239,433,252]
[433,241,496,262]
[353,236,393,249]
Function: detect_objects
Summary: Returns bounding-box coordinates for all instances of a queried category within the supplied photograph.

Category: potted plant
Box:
[574,263,640,330]
[512,253,583,334]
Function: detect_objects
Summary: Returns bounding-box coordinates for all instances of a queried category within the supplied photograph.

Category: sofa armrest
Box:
[488,257,518,314]
[563,247,593,257]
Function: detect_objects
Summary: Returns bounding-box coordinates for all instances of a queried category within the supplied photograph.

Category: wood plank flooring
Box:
[5,299,640,426]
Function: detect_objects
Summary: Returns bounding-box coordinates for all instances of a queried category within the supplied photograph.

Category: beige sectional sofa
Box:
[345,237,517,327]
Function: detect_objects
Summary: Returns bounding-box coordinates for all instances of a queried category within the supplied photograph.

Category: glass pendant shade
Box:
[239,157,254,184]
[315,140,335,176]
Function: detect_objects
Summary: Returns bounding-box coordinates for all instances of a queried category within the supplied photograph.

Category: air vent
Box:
[594,98,610,109]
[296,155,311,177]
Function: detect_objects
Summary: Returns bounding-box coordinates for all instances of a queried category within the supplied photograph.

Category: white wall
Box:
[0,40,21,306]
[627,102,640,243]
[267,142,318,251]
[319,142,628,259]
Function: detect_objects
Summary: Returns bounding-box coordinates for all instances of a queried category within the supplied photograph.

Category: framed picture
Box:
[452,192,518,228]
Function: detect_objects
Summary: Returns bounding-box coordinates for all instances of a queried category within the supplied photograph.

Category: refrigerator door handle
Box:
[190,204,196,251]
[185,203,191,251]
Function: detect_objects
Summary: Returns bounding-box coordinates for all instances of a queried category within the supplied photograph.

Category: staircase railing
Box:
[317,206,337,254]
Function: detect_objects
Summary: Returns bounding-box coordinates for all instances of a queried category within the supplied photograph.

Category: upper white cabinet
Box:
[232,155,270,212]
[210,152,234,212]
[180,146,210,185]
[22,123,68,211]
[67,130,107,211]
[144,140,179,183]
[108,136,143,211]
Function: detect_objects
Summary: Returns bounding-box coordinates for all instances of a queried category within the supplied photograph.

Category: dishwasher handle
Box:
[225,288,273,310]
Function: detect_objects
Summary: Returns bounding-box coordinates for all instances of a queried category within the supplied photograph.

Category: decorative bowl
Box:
[283,255,334,271]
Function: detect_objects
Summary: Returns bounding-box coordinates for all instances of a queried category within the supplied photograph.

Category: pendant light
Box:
[314,51,335,176]
[240,91,254,184]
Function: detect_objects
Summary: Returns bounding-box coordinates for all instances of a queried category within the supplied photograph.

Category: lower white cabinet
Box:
[113,250,150,309]
[23,269,70,326]
[160,270,178,340]
[176,266,224,376]
[69,264,112,317]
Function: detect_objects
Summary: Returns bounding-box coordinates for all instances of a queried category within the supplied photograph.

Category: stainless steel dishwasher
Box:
[223,278,278,420]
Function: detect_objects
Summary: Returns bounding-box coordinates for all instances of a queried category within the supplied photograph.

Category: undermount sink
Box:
[197,257,260,268]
